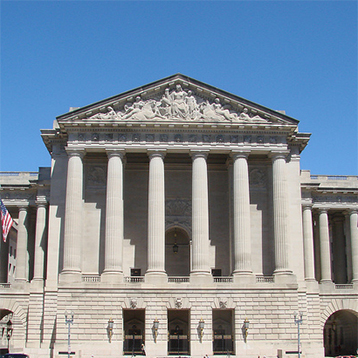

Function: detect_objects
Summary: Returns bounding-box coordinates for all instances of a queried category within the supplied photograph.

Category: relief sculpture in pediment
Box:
[87,85,268,123]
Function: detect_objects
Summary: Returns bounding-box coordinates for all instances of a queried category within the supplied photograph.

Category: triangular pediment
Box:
[57,74,298,127]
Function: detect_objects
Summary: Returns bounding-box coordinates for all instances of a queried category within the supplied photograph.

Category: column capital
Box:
[190,150,209,160]
[230,150,251,160]
[347,208,358,215]
[17,205,29,212]
[65,147,85,158]
[147,149,166,159]
[318,208,329,214]
[269,150,290,161]
[302,203,313,211]
[106,149,125,159]
[36,196,48,207]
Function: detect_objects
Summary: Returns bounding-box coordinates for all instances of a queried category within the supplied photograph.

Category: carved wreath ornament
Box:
[88,85,268,123]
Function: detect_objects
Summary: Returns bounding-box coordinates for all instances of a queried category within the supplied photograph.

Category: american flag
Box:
[1,199,13,242]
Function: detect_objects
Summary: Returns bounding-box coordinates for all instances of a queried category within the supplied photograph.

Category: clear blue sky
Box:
[1,0,357,175]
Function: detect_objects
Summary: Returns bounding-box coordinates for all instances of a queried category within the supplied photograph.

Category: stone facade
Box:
[0,74,357,358]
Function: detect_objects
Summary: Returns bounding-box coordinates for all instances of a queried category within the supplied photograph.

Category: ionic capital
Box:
[230,150,251,160]
[190,150,209,160]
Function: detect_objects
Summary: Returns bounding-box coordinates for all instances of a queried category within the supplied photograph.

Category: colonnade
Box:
[61,148,292,281]
[302,206,358,284]
[5,197,49,284]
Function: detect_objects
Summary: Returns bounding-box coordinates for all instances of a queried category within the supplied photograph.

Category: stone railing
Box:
[335,284,353,290]
[124,276,145,283]
[0,283,11,288]
[256,275,274,283]
[82,275,101,283]
[168,276,190,283]
[213,277,233,283]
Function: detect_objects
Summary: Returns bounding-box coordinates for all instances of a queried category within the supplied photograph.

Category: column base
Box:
[59,270,82,284]
[305,278,319,292]
[190,271,212,286]
[30,278,44,290]
[145,271,167,285]
[319,279,335,292]
[274,270,297,285]
[232,272,255,285]
[101,271,124,284]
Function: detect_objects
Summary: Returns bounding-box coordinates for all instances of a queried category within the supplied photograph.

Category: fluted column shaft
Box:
[103,151,125,275]
[319,209,332,282]
[349,210,358,283]
[147,151,166,275]
[62,149,84,275]
[232,152,252,274]
[271,153,291,274]
[16,206,28,282]
[302,205,316,281]
[33,197,47,282]
[191,151,210,275]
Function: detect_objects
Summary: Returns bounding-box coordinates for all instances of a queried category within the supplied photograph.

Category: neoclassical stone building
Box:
[0,74,357,358]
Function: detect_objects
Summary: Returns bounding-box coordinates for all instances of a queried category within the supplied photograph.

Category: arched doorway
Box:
[324,310,358,357]
[165,227,190,276]
[0,310,13,355]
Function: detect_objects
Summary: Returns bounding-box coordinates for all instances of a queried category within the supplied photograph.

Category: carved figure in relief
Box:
[123,97,145,119]
[201,98,236,122]
[239,108,266,122]
[238,108,251,121]
[170,84,189,118]
[186,90,198,120]
[89,106,118,120]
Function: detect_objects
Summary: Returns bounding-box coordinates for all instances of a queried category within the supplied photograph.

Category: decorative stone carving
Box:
[78,133,85,141]
[89,106,118,120]
[219,299,227,309]
[174,134,182,142]
[160,134,168,142]
[87,166,106,186]
[244,135,252,143]
[146,134,155,142]
[119,133,127,142]
[175,298,183,309]
[130,299,137,309]
[83,87,269,123]
[230,135,239,143]
[257,135,264,143]
[270,136,277,144]
[132,133,141,142]
[92,133,100,141]
[216,135,224,143]
[189,134,197,142]
[166,199,192,217]
[249,168,267,188]
[105,133,113,141]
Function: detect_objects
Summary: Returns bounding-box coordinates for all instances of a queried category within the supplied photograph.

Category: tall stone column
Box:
[349,210,358,284]
[191,151,210,277]
[15,206,28,282]
[146,151,167,280]
[231,152,253,279]
[271,152,292,276]
[302,204,316,282]
[32,196,47,284]
[319,209,332,283]
[61,149,84,281]
[103,150,125,282]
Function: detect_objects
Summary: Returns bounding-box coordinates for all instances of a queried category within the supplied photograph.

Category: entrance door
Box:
[123,309,145,355]
[168,309,190,355]
[324,310,358,357]
[165,228,190,276]
[213,309,234,355]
